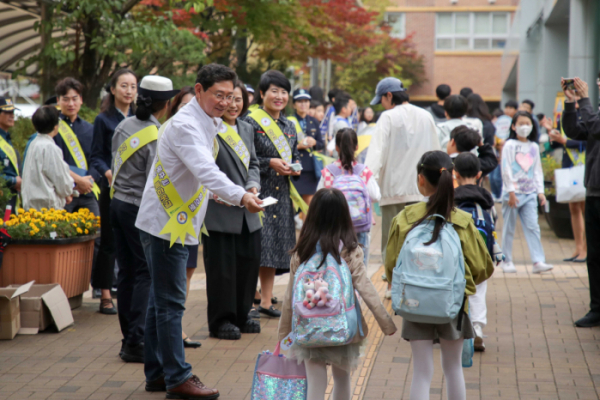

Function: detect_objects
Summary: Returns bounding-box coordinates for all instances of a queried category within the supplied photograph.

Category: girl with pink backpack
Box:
[317,128,381,265]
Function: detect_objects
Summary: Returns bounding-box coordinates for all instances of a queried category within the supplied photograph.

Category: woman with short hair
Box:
[244,70,302,318]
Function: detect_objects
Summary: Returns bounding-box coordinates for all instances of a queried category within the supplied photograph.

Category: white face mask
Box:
[516,125,533,138]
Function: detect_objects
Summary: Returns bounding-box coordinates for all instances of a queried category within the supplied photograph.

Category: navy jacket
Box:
[0,127,20,190]
[91,107,133,185]
[295,113,324,172]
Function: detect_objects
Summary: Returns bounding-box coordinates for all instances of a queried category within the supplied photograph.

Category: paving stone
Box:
[55,386,80,393]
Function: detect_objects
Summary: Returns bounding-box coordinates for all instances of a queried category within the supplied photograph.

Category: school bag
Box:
[457,202,505,263]
[326,163,372,232]
[291,245,362,348]
[391,215,467,324]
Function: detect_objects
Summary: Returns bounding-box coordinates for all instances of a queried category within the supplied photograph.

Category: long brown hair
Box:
[411,151,455,246]
[291,188,358,268]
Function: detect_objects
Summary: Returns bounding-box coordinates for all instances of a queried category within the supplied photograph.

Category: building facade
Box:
[385,0,519,108]
[501,0,600,119]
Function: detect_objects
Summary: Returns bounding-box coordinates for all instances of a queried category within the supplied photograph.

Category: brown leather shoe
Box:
[166,375,219,399]
[145,375,166,392]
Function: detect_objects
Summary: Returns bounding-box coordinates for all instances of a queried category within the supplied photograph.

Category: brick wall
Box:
[389,0,518,100]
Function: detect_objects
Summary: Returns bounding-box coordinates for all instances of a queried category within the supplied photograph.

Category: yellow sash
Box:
[58,120,101,199]
[249,109,308,214]
[288,115,335,167]
[560,123,586,166]
[0,135,18,177]
[153,138,219,247]
[110,125,158,198]
[218,122,250,170]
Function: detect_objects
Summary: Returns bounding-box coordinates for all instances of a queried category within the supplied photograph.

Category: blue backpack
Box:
[457,202,494,257]
[391,214,466,324]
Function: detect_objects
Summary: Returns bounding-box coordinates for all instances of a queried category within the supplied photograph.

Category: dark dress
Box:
[245,110,300,272]
[294,113,325,195]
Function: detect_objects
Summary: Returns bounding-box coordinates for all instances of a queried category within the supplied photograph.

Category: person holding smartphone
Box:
[561,76,600,327]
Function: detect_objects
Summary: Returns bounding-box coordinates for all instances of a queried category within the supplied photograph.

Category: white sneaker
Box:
[501,261,517,273]
[294,215,303,230]
[385,290,392,299]
[473,324,485,352]
[532,262,553,274]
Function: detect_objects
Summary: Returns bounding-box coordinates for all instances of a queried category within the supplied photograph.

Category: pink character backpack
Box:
[326,163,372,233]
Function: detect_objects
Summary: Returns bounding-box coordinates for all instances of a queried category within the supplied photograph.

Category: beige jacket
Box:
[278,246,397,341]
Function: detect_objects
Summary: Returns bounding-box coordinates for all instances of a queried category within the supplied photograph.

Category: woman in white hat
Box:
[110,75,179,364]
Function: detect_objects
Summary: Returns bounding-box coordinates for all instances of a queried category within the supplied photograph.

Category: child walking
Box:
[278,188,396,400]
[385,151,494,400]
[318,127,381,266]
[501,111,553,274]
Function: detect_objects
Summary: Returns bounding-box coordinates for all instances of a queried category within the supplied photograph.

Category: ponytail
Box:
[335,128,358,173]
[135,95,168,121]
[410,151,455,245]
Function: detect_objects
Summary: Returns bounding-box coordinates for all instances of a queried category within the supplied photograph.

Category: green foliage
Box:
[10,117,36,159]
[0,175,15,214]
[6,208,99,240]
[541,154,560,196]
[78,105,99,124]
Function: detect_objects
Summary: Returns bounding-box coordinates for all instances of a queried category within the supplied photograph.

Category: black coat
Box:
[296,114,325,172]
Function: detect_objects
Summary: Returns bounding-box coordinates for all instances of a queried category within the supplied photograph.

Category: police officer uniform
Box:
[0,97,21,209]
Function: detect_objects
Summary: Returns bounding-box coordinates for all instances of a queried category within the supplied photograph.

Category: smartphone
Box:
[563,78,576,91]
[289,163,303,172]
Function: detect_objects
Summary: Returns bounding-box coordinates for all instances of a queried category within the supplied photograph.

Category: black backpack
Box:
[457,202,495,257]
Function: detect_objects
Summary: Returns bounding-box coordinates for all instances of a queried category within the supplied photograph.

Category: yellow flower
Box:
[18,208,25,214]
[52,224,57,228]
[76,227,83,234]
[72,223,77,227]
[41,208,48,212]
[85,222,92,229]
[84,229,89,234]
[29,230,35,236]
[39,221,46,227]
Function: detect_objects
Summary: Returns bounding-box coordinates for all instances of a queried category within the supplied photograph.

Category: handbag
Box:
[250,342,307,400]
[555,165,586,203]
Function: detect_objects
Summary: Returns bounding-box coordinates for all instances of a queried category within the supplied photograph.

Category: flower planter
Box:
[0,234,98,309]
[543,195,574,239]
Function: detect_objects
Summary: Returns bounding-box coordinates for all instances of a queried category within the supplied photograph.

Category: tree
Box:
[22,0,209,107]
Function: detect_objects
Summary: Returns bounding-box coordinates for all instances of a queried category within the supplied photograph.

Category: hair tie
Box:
[440,167,447,173]
[138,94,152,107]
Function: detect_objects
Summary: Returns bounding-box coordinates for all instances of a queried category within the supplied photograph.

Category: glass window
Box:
[437,13,453,35]
[474,14,490,34]
[435,12,510,51]
[455,13,470,34]
[474,38,490,49]
[386,12,406,39]
[492,13,508,34]
[437,38,452,49]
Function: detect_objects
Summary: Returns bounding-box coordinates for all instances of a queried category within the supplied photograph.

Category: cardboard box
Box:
[0,281,33,339]
[9,284,74,334]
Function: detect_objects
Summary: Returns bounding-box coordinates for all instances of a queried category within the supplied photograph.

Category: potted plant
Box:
[0,207,100,308]
[541,155,574,239]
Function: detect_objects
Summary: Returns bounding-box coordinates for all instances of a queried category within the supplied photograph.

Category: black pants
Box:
[66,196,101,281]
[586,197,600,313]
[92,183,116,290]
[203,220,261,334]
[111,198,150,346]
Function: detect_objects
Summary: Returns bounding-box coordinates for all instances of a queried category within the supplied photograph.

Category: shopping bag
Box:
[555,165,586,203]
[250,342,307,400]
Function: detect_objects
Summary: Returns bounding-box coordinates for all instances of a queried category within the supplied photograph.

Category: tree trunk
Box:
[80,16,100,108]
[234,31,248,81]
[39,1,54,102]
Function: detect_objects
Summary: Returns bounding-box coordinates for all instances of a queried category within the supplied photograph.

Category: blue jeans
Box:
[501,193,546,264]
[357,232,370,266]
[139,231,192,390]
[489,165,502,199]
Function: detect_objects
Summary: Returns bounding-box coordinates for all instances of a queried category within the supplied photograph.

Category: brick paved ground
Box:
[0,209,598,400]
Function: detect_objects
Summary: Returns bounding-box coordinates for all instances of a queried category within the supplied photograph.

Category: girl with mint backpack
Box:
[385,151,494,400]
[278,188,396,400]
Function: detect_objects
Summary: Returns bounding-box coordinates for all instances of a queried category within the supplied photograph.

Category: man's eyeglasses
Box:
[208,89,234,103]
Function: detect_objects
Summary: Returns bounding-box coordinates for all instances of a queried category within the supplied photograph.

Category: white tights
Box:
[409,339,466,400]
[305,359,351,400]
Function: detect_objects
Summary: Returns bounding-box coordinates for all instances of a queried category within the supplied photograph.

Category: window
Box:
[435,12,510,50]
[385,12,406,39]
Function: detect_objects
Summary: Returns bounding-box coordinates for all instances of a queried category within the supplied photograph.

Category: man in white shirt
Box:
[135,64,263,398]
[436,94,483,149]
[365,77,440,296]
